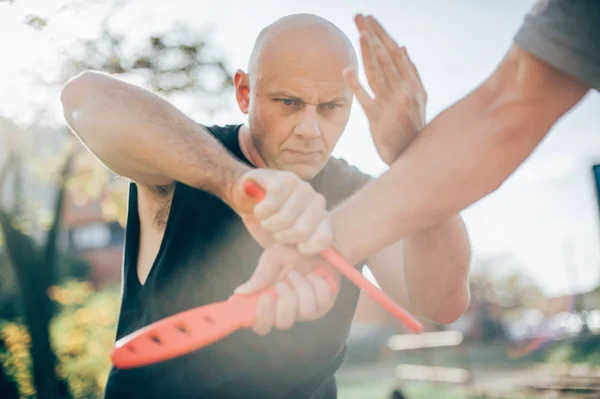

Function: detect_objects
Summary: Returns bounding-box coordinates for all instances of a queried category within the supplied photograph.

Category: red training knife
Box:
[244,181,424,334]
[111,267,338,369]
[111,179,423,369]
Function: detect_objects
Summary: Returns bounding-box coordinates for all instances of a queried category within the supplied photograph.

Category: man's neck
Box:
[239,124,267,168]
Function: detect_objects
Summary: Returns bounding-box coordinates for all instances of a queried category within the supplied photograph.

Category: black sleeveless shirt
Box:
[104,124,371,399]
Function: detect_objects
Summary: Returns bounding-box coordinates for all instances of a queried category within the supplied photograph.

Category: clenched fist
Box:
[234,244,340,335]
[230,168,333,256]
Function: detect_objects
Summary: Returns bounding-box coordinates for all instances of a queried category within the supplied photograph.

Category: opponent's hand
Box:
[234,244,339,335]
[344,14,427,165]
[230,168,332,256]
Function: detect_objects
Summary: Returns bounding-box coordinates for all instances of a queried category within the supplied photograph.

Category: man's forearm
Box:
[331,46,589,265]
[61,71,250,203]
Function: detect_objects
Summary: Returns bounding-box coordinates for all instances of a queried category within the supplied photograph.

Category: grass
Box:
[338,379,540,399]
[336,341,545,399]
[339,379,464,399]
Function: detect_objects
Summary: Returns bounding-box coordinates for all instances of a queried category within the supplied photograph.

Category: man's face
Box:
[236,30,355,180]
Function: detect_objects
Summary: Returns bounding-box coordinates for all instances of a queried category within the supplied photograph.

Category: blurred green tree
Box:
[468,254,545,343]
[470,254,544,312]
[0,0,234,397]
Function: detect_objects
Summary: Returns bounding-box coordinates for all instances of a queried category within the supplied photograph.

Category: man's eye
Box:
[282,99,295,106]
[323,103,342,110]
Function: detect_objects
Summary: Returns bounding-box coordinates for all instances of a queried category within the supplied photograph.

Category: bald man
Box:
[236,2,599,285]
[61,14,470,398]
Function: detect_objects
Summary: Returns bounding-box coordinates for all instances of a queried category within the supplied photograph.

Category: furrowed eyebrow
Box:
[268,91,348,104]
[268,90,302,98]
[322,96,347,103]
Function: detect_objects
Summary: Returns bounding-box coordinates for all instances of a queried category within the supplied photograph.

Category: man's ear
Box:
[234,69,251,114]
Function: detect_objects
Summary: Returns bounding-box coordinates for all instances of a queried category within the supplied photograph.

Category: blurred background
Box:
[1,0,600,398]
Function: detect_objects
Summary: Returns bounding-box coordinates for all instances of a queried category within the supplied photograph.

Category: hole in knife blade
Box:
[150,335,162,344]
[203,315,214,324]
[175,323,189,334]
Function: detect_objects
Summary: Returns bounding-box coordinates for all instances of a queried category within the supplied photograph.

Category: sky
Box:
[2,0,600,296]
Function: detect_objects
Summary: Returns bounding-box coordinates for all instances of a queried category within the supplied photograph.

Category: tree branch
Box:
[43,150,76,283]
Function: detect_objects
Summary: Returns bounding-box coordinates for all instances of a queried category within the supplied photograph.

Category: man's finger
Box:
[359,32,389,97]
[342,67,378,121]
[272,194,327,244]
[367,16,414,83]
[288,271,317,319]
[234,251,280,294]
[241,215,275,248]
[296,218,333,256]
[403,47,427,94]
[372,34,402,89]
[355,15,388,96]
[274,282,297,330]
[246,170,295,219]
[252,295,275,335]
[261,182,314,233]
[307,273,333,314]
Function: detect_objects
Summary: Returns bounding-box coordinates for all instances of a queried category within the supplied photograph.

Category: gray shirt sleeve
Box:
[513,0,600,91]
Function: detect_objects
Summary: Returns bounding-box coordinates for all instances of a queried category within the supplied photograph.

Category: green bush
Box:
[0,280,120,399]
[545,335,600,366]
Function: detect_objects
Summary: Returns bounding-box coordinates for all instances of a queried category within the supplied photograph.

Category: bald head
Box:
[234,14,358,180]
[247,14,358,81]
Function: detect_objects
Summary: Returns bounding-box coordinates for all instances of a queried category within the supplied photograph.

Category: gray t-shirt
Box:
[514,0,600,91]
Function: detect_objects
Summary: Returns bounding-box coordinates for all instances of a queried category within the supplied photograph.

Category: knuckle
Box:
[275,213,295,229]
[294,225,312,241]
[257,202,278,217]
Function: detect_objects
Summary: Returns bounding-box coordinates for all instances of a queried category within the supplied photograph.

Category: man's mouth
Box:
[283,150,321,161]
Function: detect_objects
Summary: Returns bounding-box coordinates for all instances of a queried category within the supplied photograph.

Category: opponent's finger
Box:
[371,33,402,89]
[307,272,335,316]
[403,47,427,95]
[272,194,327,244]
[367,16,414,83]
[355,15,388,95]
[342,67,379,121]
[252,295,275,335]
[274,282,297,330]
[296,218,333,256]
[360,32,389,97]
[261,181,315,232]
[287,271,317,319]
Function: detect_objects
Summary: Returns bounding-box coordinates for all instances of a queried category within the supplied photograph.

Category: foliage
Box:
[545,335,600,366]
[1,280,120,399]
[0,0,234,397]
[469,254,544,313]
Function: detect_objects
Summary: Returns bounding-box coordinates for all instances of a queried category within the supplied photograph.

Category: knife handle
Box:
[228,266,339,328]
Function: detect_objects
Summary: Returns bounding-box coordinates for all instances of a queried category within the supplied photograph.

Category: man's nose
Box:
[293,108,321,139]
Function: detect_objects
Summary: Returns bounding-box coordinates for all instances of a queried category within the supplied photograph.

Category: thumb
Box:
[234,252,280,294]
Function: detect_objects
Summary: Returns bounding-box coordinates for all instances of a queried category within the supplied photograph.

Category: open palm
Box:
[344,15,427,165]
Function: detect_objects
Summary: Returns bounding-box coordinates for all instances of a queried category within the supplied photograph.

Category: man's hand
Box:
[229,168,332,256]
[343,15,427,165]
[234,244,339,335]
